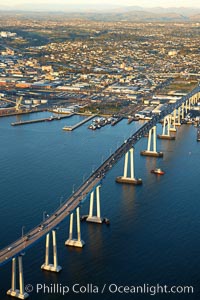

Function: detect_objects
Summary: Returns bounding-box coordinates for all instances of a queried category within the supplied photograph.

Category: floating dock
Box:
[62,115,96,131]
[140,151,164,157]
[11,114,74,126]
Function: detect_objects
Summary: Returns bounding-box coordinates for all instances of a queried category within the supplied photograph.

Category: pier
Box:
[62,115,96,131]
[11,114,74,126]
[127,117,134,124]
[111,116,124,126]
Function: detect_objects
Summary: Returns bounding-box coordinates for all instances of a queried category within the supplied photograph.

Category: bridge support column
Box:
[192,96,196,105]
[86,185,104,223]
[65,207,85,248]
[141,126,163,157]
[116,148,142,184]
[158,115,175,140]
[7,256,29,299]
[197,93,200,103]
[181,103,185,119]
[189,98,191,110]
[185,100,188,113]
[16,96,23,112]
[170,111,177,132]
[174,107,181,126]
[41,230,62,272]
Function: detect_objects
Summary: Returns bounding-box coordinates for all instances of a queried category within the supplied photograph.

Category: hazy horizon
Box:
[1,0,200,11]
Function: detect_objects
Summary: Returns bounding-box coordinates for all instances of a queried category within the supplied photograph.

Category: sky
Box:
[3,0,200,9]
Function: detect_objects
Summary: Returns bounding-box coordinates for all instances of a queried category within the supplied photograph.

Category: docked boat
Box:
[151,168,165,175]
[88,124,96,130]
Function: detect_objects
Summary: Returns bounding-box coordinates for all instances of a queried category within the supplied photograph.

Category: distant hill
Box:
[0,6,200,22]
[189,13,200,21]
[92,11,190,22]
[65,10,198,22]
[125,6,200,17]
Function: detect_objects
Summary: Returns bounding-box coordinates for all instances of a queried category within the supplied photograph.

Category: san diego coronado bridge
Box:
[0,85,200,299]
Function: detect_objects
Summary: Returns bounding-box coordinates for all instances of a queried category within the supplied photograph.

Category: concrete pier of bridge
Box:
[158,115,176,140]
[41,230,62,273]
[190,94,199,106]
[181,103,185,119]
[86,185,104,223]
[65,207,85,248]
[185,100,188,113]
[170,110,177,132]
[7,256,29,299]
[116,148,142,184]
[141,126,163,157]
[174,107,181,126]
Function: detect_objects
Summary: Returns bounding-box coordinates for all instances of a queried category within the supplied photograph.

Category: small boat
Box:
[151,168,165,175]
[88,124,96,130]
[103,218,110,225]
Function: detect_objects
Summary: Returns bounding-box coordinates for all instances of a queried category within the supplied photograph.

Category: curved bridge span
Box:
[0,85,200,267]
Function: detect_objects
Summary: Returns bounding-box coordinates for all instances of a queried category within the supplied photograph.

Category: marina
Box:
[88,117,114,130]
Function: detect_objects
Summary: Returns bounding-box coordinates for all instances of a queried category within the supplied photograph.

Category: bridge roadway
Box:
[0,85,199,266]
